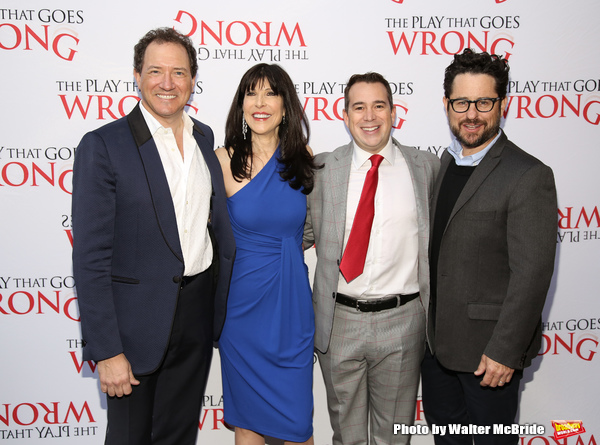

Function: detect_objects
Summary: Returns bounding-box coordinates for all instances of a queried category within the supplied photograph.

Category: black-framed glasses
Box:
[447,97,502,113]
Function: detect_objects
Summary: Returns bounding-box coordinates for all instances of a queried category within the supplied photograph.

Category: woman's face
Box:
[242,78,285,139]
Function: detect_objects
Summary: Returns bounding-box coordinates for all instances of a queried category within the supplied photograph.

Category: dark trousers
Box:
[105,269,214,445]
[421,348,522,445]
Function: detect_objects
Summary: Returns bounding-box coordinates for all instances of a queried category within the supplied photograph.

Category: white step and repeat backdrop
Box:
[1,0,598,443]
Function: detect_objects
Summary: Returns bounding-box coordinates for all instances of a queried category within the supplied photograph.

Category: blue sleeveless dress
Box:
[219,148,314,442]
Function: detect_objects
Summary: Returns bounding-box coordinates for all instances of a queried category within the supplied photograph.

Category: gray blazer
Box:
[428,131,557,372]
[304,139,440,353]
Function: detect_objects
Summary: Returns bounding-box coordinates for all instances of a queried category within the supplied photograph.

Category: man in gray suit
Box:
[304,72,440,445]
[421,49,557,445]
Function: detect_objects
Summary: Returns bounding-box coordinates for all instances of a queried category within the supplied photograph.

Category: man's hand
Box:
[97,353,140,397]
[474,354,514,388]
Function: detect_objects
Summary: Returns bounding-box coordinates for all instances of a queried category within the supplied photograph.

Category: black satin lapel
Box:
[128,103,183,262]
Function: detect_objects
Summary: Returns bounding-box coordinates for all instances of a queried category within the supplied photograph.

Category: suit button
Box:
[332,292,336,299]
[337,259,340,266]
[173,276,182,283]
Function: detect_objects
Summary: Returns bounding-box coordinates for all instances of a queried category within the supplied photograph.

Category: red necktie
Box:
[339,154,384,282]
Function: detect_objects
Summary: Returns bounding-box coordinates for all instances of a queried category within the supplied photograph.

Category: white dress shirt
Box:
[337,139,419,299]
[140,102,213,276]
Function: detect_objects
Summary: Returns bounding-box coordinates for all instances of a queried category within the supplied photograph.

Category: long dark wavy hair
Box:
[224,63,318,194]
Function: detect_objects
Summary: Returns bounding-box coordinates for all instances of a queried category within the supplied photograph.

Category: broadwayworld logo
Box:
[552,421,586,440]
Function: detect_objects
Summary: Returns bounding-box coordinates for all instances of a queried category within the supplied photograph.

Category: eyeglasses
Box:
[447,97,502,113]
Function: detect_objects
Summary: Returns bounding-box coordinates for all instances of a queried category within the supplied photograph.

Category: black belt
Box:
[336,292,419,312]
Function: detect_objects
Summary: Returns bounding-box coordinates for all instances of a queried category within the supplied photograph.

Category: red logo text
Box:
[174,11,306,47]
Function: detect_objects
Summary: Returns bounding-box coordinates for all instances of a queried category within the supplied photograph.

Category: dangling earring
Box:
[282,114,286,125]
[242,115,248,140]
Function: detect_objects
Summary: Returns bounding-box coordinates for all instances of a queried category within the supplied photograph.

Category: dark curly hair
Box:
[224,63,319,194]
[133,27,198,78]
[443,48,510,99]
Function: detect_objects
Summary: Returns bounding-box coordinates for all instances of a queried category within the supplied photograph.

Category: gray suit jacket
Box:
[428,131,557,372]
[304,139,440,353]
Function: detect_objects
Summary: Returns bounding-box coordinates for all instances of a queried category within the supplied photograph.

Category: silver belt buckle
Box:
[355,299,368,311]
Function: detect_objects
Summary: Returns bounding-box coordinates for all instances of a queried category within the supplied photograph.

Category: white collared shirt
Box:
[337,139,420,299]
[140,102,213,276]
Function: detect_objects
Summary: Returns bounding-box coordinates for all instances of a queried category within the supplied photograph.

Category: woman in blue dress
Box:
[216,63,319,445]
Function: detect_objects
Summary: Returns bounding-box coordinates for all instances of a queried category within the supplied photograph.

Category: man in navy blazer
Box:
[421,49,557,445]
[72,28,234,444]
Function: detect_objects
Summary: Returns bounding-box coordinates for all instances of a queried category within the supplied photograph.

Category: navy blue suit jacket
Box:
[72,103,235,375]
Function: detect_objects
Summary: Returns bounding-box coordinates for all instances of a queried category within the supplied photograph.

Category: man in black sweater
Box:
[422,48,557,445]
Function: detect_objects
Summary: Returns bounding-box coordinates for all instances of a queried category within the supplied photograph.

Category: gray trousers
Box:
[318,298,426,445]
